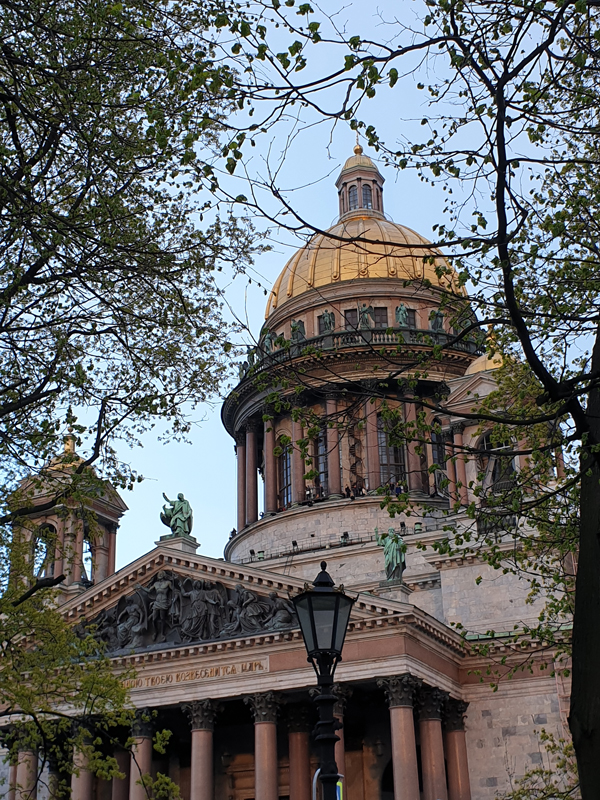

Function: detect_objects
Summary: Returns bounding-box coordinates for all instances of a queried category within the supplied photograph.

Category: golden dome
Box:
[464,352,502,375]
[341,143,379,173]
[265,215,463,317]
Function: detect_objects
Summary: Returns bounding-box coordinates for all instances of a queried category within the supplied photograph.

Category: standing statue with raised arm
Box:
[375,527,406,582]
[161,492,193,537]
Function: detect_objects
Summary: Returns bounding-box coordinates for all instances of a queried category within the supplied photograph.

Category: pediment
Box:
[63,543,404,656]
[447,372,498,410]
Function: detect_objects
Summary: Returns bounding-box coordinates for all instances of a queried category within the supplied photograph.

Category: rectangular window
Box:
[407,309,416,328]
[377,415,406,487]
[344,309,358,330]
[374,307,388,327]
[317,315,328,334]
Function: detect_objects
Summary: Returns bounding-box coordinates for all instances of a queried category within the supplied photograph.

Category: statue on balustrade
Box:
[395,304,409,327]
[375,527,407,582]
[261,329,276,356]
[160,492,193,537]
[321,309,335,332]
[238,359,249,381]
[291,319,306,342]
[86,569,298,653]
[430,309,445,332]
[358,303,374,329]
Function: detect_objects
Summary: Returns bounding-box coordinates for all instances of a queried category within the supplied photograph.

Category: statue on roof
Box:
[375,527,406,582]
[161,492,193,537]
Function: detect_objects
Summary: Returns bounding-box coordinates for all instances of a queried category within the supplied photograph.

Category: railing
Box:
[240,327,484,382]
[232,519,445,565]
[476,513,517,536]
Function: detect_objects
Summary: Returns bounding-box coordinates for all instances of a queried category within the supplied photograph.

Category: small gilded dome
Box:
[265,216,463,317]
[464,352,502,374]
[341,143,379,173]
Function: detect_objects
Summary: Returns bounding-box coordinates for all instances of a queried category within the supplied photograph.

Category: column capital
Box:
[244,691,280,723]
[234,429,246,446]
[332,683,353,717]
[377,674,422,708]
[444,698,469,732]
[418,687,449,721]
[132,708,154,738]
[286,703,312,734]
[245,419,261,435]
[451,422,465,435]
[183,699,219,731]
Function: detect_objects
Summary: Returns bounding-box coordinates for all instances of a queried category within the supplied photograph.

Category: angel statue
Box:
[161,492,193,537]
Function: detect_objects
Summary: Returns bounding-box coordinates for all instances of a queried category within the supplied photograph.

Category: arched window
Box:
[348,185,358,210]
[30,523,56,579]
[278,443,292,509]
[314,427,329,498]
[479,432,516,492]
[362,184,373,208]
[377,415,406,487]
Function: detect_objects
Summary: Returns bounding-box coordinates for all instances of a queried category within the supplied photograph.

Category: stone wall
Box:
[464,677,566,798]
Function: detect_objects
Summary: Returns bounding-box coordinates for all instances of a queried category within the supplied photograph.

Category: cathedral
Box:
[3,148,568,800]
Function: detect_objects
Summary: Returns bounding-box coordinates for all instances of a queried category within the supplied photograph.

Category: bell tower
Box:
[11,435,127,594]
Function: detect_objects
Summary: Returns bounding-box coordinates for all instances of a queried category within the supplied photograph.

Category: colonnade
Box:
[235,395,468,532]
[6,676,470,800]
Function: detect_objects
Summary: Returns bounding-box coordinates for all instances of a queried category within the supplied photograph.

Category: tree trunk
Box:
[570,386,600,798]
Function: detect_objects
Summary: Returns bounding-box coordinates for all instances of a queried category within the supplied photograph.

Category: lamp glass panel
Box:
[294,595,316,653]
[333,595,353,652]
[311,594,337,651]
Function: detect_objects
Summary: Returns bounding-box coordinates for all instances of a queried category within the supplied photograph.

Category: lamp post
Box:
[292,561,355,800]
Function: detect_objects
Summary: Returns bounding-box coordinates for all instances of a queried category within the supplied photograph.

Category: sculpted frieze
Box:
[86,570,298,654]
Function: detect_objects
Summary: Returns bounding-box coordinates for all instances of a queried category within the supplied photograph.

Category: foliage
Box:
[0,0,262,792]
[501,730,579,800]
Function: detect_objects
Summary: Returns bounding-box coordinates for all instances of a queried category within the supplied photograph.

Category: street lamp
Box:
[293,561,356,800]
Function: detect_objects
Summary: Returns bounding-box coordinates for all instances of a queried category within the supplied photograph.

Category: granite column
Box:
[15,749,37,800]
[418,688,449,800]
[264,418,278,514]
[365,399,380,492]
[245,425,259,525]
[129,710,153,800]
[291,417,305,504]
[444,700,471,800]
[185,700,218,800]
[245,692,279,800]
[287,705,312,800]
[111,749,130,800]
[378,675,421,800]
[451,425,469,506]
[236,432,246,531]
[326,398,342,496]
[71,744,93,800]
